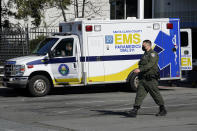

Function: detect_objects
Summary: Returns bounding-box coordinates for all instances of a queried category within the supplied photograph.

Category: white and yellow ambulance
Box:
[180,29,193,81]
[3,18,184,96]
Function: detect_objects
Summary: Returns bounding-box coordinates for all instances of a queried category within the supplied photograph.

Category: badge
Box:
[151,53,155,57]
[58,64,69,76]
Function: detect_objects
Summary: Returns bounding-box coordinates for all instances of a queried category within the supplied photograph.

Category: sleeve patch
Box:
[151,53,155,57]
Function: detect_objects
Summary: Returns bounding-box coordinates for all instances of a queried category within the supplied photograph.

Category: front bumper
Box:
[3,76,28,88]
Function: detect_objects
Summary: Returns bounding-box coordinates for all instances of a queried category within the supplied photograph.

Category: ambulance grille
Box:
[4,64,16,76]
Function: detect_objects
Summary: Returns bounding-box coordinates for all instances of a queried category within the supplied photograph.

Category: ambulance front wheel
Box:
[129,73,139,91]
[28,75,51,97]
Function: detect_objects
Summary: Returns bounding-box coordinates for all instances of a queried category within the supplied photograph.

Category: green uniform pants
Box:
[134,79,165,107]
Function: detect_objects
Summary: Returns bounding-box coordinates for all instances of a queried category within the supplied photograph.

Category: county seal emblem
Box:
[58,64,69,76]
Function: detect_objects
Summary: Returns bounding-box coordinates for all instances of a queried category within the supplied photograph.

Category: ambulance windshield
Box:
[33,38,59,55]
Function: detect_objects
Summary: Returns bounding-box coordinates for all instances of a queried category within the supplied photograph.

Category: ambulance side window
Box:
[54,38,74,57]
[181,32,188,47]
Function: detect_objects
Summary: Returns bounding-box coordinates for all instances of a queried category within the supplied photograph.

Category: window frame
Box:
[181,31,189,47]
[52,38,75,58]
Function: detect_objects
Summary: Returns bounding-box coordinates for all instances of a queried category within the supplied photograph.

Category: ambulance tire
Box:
[28,75,51,97]
[129,73,139,92]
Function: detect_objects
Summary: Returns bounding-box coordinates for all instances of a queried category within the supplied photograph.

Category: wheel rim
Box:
[134,76,139,88]
[33,79,47,94]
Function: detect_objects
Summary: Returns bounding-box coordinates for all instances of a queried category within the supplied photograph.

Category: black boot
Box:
[156,105,167,116]
[127,106,140,117]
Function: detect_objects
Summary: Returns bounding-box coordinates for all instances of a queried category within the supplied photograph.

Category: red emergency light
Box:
[86,25,93,32]
[167,23,173,29]
[27,65,34,69]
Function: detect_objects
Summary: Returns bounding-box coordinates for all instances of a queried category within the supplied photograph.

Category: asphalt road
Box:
[0,85,197,131]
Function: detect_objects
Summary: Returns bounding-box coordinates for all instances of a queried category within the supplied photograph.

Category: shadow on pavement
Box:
[91,110,155,118]
[0,88,30,97]
[1,79,195,97]
[158,70,197,88]
[92,109,132,118]
[0,84,133,97]
[159,80,197,89]
[49,84,132,95]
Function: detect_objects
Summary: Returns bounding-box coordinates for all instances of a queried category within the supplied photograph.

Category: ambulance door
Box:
[180,29,192,70]
[159,20,181,79]
[51,36,82,83]
[87,36,105,82]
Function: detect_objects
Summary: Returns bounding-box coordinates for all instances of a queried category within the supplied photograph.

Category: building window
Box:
[110,1,116,19]
[110,0,153,19]
[126,0,137,18]
[144,0,152,18]
[110,0,124,19]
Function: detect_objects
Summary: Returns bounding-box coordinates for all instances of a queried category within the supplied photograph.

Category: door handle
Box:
[172,48,176,52]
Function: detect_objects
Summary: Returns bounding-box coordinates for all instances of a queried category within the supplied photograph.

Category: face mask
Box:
[142,46,146,51]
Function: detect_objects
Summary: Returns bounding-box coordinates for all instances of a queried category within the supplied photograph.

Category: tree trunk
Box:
[75,0,79,18]
[82,0,86,18]
[74,0,76,18]
[61,7,67,22]
[59,0,67,21]
[0,0,2,30]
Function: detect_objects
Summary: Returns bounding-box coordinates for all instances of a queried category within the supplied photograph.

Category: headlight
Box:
[15,65,26,76]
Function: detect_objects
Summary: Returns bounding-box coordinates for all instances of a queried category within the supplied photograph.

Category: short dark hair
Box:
[143,40,152,46]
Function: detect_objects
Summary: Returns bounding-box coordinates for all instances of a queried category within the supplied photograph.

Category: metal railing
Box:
[29,26,59,40]
[0,27,29,65]
[0,25,59,80]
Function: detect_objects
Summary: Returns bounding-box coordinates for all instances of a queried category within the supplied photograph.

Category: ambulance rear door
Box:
[155,19,181,79]
[180,29,192,70]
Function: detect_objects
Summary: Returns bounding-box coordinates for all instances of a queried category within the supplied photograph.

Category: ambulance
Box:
[3,18,183,96]
[180,29,193,80]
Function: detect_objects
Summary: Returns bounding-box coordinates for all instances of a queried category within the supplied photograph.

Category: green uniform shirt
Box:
[139,49,159,78]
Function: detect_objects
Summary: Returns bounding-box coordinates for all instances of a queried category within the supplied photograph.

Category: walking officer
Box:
[128,40,167,117]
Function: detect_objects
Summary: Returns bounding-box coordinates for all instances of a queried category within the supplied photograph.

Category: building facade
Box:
[110,0,197,28]
[109,0,197,59]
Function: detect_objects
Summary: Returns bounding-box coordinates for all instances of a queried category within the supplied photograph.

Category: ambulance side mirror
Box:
[42,55,50,63]
[43,56,50,61]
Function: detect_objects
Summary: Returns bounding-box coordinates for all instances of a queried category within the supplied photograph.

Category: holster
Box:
[145,74,160,81]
